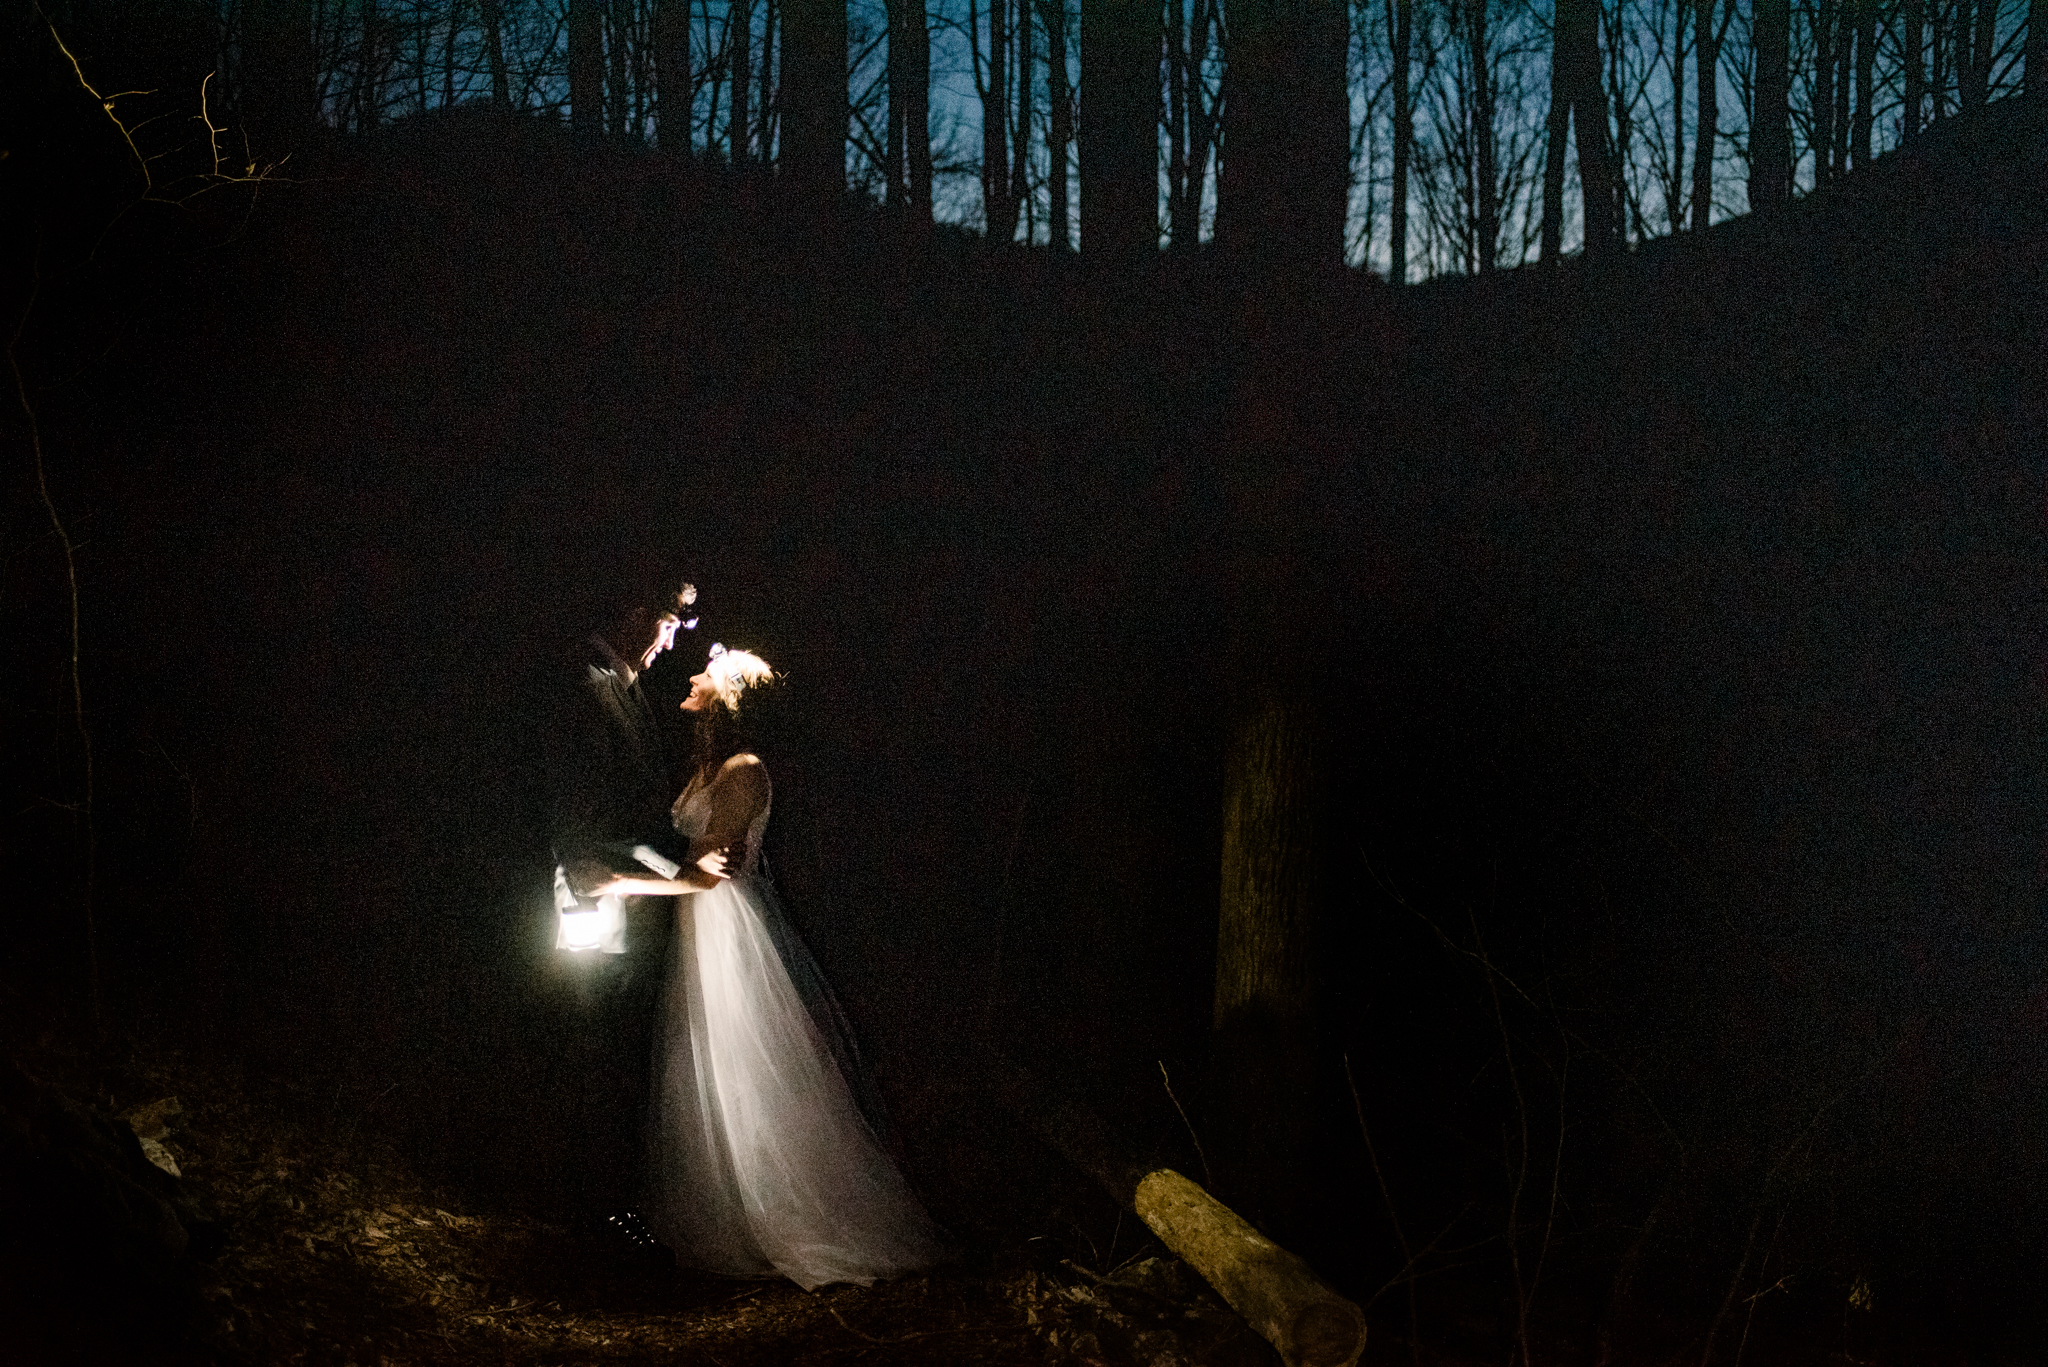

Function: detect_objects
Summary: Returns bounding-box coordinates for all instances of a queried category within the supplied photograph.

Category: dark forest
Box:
[3,1,2045,1363]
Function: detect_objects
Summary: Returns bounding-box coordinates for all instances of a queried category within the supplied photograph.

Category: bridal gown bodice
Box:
[644,765,948,1289]
[675,767,772,878]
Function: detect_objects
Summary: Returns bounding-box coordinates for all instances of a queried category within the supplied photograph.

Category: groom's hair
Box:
[603,566,691,646]
[607,601,660,649]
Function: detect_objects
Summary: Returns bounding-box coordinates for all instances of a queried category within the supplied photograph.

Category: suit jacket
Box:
[551,634,693,902]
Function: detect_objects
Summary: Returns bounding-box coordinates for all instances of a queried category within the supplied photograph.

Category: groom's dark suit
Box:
[555,633,692,897]
[550,633,690,1214]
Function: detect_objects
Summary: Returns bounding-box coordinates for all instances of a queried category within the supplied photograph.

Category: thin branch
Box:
[7,235,99,1040]
[43,18,153,189]
[1157,1060,1212,1190]
[1473,911,1538,1367]
[1345,1051,1423,1367]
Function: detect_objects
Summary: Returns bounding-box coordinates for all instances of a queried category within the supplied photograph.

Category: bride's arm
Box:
[602,874,699,895]
[600,843,733,896]
[598,759,768,895]
[602,844,730,894]
[606,757,769,894]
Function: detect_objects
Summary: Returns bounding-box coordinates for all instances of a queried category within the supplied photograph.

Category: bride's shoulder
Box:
[717,752,770,791]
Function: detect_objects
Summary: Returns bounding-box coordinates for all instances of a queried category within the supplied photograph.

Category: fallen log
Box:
[982,1047,1366,1367]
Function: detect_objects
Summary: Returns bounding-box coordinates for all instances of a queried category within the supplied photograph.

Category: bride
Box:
[630,642,949,1289]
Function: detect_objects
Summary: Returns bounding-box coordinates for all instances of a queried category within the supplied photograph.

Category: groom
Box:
[551,583,696,1229]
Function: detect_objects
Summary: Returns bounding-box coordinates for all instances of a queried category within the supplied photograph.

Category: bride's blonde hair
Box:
[705,644,774,713]
[684,644,775,795]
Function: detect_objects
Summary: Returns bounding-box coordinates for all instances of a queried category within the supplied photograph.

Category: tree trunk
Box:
[1047,0,1073,247]
[1952,0,1973,112]
[2031,0,2047,108]
[1607,0,1637,240]
[1813,0,1834,186]
[1389,0,1411,280]
[609,0,634,134]
[1667,0,1686,230]
[1213,0,1349,264]
[1850,0,1873,165]
[889,0,931,209]
[906,0,932,210]
[759,0,778,157]
[1184,0,1220,242]
[981,1049,1367,1367]
[1470,0,1498,269]
[1081,0,1161,257]
[1137,1171,1367,1367]
[706,3,725,145]
[443,0,463,109]
[653,0,688,148]
[887,4,906,203]
[1213,690,1321,1242]
[1929,0,1947,117]
[483,0,511,104]
[1903,0,1924,138]
[1555,0,1616,252]
[289,0,318,126]
[1167,0,1188,244]
[358,0,386,132]
[1843,4,1859,174]
[1945,0,1965,114]
[706,0,724,140]
[1749,0,1790,213]
[731,0,752,160]
[991,0,1013,238]
[570,0,604,138]
[1969,0,1995,109]
[636,1,652,131]
[884,0,909,202]
[1013,0,1033,229]
[1692,0,1719,229]
[1540,22,1568,264]
[978,0,1016,239]
[241,0,317,153]
[779,0,847,195]
[416,11,432,114]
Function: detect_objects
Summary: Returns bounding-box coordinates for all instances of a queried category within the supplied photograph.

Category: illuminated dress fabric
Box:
[645,769,949,1288]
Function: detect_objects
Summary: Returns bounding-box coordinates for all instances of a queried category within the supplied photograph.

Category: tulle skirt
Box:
[644,875,949,1289]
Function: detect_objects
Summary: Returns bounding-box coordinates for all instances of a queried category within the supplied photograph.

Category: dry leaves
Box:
[92,1047,1262,1365]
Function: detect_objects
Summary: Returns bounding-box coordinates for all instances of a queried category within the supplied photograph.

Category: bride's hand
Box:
[694,845,734,883]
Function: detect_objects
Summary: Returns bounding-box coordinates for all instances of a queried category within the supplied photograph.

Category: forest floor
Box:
[22,1029,2007,1367]
[28,1037,1284,1367]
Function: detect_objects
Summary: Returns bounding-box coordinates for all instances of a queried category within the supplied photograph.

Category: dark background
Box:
[5,34,2046,1361]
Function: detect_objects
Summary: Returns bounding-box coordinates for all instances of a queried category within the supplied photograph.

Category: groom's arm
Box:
[554,658,701,897]
[556,788,695,896]
[552,671,652,898]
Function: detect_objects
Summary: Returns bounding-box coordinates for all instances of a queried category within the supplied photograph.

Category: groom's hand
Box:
[565,858,615,899]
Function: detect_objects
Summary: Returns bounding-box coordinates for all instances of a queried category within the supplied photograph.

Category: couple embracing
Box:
[550,584,947,1290]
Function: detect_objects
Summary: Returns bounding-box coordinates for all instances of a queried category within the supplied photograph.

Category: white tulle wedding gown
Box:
[644,768,949,1289]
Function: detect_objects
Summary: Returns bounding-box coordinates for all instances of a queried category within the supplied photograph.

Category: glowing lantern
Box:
[554,866,625,954]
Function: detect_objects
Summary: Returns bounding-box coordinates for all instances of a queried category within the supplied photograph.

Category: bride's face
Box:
[679,671,718,713]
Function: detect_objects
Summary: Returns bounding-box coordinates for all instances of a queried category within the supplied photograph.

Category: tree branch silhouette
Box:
[12,9,293,1043]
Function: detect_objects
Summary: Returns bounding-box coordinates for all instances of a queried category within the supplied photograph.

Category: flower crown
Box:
[705,642,774,712]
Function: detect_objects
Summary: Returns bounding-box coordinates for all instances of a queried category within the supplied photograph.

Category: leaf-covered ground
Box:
[50,1041,1282,1367]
